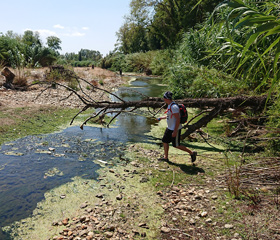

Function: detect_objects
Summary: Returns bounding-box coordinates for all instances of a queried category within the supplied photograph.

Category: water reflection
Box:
[114,76,165,102]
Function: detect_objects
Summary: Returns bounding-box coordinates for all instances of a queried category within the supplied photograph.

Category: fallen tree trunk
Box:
[83,95,267,111]
[38,71,270,140]
[77,95,268,139]
[181,105,223,139]
[76,95,268,139]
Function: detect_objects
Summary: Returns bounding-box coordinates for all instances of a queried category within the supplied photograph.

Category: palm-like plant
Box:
[211,0,280,92]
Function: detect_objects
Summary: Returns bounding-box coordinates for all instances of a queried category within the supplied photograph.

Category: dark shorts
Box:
[162,128,181,147]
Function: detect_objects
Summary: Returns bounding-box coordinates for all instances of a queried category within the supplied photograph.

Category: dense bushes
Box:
[149,50,174,76]
[56,59,95,68]
[103,50,174,76]
[165,64,247,99]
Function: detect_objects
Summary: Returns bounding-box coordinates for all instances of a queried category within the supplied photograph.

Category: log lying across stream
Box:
[84,95,268,110]
[38,68,271,140]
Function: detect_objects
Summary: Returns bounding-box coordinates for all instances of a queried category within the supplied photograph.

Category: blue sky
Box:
[0,0,131,56]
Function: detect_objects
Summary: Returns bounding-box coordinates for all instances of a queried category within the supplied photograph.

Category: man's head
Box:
[163,91,173,104]
[163,91,172,100]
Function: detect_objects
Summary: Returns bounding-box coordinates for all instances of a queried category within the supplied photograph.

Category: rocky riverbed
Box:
[0,67,126,109]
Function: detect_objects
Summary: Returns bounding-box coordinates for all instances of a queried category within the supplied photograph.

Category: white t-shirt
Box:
[166,102,182,131]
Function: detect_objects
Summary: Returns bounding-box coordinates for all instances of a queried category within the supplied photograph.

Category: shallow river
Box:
[0,76,166,239]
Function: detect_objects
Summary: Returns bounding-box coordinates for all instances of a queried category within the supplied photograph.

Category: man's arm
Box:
[157,115,167,121]
[172,112,180,137]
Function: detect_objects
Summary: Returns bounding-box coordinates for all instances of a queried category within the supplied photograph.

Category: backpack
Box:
[168,102,188,124]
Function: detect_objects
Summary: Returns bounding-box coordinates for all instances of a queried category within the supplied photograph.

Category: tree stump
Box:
[1,67,15,89]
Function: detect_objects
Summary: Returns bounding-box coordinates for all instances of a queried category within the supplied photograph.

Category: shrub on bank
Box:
[165,64,247,99]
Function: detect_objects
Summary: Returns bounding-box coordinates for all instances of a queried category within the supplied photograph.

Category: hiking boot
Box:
[158,157,169,161]
[191,151,197,163]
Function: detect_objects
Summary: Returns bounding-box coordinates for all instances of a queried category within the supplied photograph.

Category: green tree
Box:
[150,0,221,48]
[78,49,102,61]
[63,52,79,62]
[0,30,58,68]
[117,0,221,53]
[110,53,126,72]
[22,30,42,47]
[47,36,62,52]
[0,33,24,67]
[0,35,11,64]
[116,22,148,54]
[116,0,153,54]
[21,30,45,67]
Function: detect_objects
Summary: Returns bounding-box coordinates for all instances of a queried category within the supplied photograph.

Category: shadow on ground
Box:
[160,158,205,175]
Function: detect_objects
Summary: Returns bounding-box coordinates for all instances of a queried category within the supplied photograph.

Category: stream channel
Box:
[0,76,166,239]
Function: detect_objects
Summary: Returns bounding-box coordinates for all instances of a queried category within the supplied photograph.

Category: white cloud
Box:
[65,31,85,37]
[37,29,57,37]
[53,24,65,29]
[51,25,89,37]
[73,32,85,37]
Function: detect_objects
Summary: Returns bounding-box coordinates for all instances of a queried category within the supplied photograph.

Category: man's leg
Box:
[163,142,169,159]
[175,145,192,155]
[176,145,197,162]
[159,128,172,161]
[173,129,197,163]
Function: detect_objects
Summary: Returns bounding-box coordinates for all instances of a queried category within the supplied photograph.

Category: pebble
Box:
[194,195,202,200]
[79,229,88,237]
[200,211,208,217]
[104,231,113,238]
[161,227,171,233]
[172,187,180,192]
[212,195,218,200]
[189,218,196,225]
[62,218,69,226]
[139,223,149,229]
[116,194,122,200]
[96,193,104,198]
[80,203,88,209]
[225,224,234,229]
